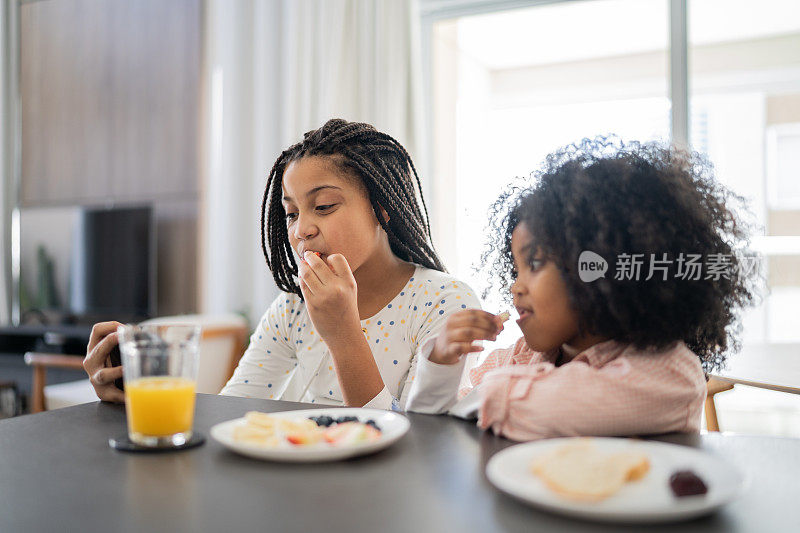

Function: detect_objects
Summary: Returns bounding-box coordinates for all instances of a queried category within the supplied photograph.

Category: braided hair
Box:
[261,119,445,296]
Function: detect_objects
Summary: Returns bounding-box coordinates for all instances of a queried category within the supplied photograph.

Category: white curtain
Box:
[280,0,425,151]
[200,0,426,325]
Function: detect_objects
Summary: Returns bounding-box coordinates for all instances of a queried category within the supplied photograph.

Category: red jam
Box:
[669,470,708,497]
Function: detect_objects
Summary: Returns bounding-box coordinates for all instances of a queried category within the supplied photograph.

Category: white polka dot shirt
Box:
[220,265,481,410]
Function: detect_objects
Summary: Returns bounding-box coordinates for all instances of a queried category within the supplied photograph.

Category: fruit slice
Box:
[286,429,323,446]
[277,417,319,434]
[323,422,382,446]
[244,411,279,429]
[233,424,279,447]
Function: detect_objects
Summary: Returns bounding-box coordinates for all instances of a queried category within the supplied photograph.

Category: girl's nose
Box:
[510,277,525,297]
[293,213,318,240]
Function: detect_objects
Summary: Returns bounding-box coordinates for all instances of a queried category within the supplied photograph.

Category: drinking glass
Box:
[118,324,201,447]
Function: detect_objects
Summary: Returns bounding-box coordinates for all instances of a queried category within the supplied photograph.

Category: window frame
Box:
[418,0,690,198]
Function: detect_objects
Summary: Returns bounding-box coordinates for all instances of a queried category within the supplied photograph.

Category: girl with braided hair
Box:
[82,119,496,407]
[217,119,487,409]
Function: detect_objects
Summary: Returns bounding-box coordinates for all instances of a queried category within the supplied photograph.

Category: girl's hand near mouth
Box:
[297,249,387,407]
[298,250,361,345]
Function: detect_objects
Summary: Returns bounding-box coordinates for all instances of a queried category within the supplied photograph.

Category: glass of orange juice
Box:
[118,324,201,447]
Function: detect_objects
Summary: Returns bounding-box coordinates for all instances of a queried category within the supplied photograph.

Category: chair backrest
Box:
[141,314,249,394]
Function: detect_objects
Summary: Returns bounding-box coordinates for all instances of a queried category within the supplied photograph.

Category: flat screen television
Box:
[70,205,155,322]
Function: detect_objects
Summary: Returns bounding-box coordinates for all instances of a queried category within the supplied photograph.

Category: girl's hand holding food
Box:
[298,251,361,346]
[429,310,509,365]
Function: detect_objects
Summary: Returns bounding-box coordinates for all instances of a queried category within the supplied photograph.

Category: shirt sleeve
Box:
[404,337,467,414]
[362,386,396,410]
[403,280,482,413]
[477,355,706,441]
[405,336,527,414]
[219,294,298,400]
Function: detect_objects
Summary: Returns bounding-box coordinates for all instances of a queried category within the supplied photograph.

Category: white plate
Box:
[210,408,410,462]
[486,437,746,524]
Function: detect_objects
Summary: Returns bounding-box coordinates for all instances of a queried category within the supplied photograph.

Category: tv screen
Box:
[70,206,155,321]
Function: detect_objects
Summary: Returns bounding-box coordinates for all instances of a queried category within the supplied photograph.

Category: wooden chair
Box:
[24,353,86,414]
[24,315,249,413]
[705,376,735,432]
[142,315,249,394]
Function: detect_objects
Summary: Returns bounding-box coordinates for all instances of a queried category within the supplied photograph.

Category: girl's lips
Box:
[300,250,326,262]
[516,308,533,323]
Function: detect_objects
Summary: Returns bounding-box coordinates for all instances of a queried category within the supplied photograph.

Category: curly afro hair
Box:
[482,137,762,373]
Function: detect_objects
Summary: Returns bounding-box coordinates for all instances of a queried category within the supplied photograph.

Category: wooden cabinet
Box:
[19,0,202,315]
[20,0,200,205]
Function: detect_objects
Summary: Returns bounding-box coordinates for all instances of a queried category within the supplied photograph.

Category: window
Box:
[429,0,671,349]
[689,0,800,343]
[426,0,800,348]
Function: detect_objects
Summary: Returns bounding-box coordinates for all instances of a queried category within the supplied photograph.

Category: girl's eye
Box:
[315,204,336,212]
[530,259,544,271]
[285,212,298,222]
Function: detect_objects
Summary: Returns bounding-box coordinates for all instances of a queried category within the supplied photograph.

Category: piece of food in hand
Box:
[530,439,650,502]
[497,311,511,323]
[669,470,708,497]
[300,250,323,264]
[323,421,382,445]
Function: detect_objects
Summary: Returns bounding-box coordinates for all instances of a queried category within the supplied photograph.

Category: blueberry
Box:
[365,419,381,431]
[309,415,334,427]
[335,416,358,424]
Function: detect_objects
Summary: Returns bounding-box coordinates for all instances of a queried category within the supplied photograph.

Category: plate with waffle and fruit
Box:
[210,408,410,462]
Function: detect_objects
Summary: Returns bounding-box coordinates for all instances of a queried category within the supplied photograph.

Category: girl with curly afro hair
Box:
[406,137,760,442]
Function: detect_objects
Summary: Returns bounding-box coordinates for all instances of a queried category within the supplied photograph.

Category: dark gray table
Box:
[1,394,798,533]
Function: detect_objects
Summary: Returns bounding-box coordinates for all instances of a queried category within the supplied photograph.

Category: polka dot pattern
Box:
[220,266,482,408]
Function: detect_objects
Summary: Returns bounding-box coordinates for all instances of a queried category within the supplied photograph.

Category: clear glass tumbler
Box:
[118,324,201,447]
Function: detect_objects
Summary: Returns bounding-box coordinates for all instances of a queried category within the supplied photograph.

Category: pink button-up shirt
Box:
[473,338,707,442]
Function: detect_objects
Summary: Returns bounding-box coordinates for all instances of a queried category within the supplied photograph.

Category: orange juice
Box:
[125,376,196,437]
